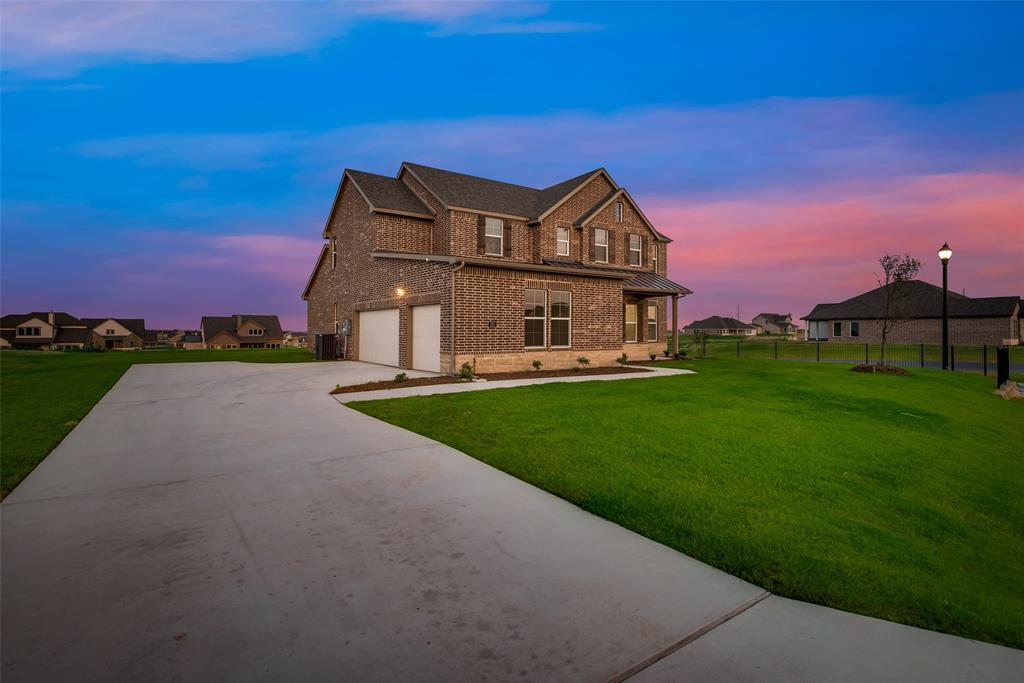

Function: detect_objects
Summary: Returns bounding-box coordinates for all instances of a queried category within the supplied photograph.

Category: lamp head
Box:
[937,242,952,263]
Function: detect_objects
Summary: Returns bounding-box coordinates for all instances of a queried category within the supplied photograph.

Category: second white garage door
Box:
[358,308,399,367]
[411,304,441,373]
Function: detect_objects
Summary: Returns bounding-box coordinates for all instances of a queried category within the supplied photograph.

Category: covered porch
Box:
[623,271,692,357]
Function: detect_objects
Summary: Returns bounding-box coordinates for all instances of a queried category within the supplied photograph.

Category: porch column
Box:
[671,294,679,357]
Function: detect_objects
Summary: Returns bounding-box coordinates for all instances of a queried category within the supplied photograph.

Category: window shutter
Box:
[608,230,616,263]
[503,221,512,257]
[641,236,647,267]
[636,298,644,341]
[589,227,596,261]
[477,215,486,255]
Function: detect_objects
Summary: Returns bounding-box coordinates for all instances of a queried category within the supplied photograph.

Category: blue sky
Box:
[2,2,1022,329]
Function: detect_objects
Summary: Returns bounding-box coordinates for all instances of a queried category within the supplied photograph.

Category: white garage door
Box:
[358,309,399,367]
[412,304,441,373]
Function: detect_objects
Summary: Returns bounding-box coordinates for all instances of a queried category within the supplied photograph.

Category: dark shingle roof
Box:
[755,313,791,323]
[81,318,146,338]
[541,259,691,295]
[202,315,285,340]
[402,163,601,220]
[54,328,93,344]
[1,312,82,327]
[347,170,433,216]
[685,316,757,331]
[803,281,1021,321]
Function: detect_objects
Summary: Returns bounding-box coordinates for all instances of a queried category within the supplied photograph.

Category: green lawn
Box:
[0,347,313,496]
[352,358,1024,648]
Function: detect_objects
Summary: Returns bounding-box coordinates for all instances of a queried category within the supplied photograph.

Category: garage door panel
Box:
[358,309,399,367]
[412,305,441,373]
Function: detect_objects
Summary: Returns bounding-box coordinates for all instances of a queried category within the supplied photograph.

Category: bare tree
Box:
[876,253,921,366]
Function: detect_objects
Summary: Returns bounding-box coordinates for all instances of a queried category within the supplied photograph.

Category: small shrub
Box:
[335,384,342,391]
[394,372,409,383]
[574,356,590,373]
[532,359,543,371]
[649,353,657,361]
[617,353,628,366]
[459,362,475,380]
[664,348,671,358]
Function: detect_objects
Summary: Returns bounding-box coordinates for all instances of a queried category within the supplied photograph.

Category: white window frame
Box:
[556,227,570,257]
[106,328,115,335]
[17,326,41,336]
[331,236,337,268]
[615,201,623,222]
[651,244,658,272]
[625,304,638,343]
[525,288,546,348]
[594,228,609,263]
[833,321,842,337]
[550,291,571,348]
[647,304,658,341]
[484,217,504,256]
[628,234,642,266]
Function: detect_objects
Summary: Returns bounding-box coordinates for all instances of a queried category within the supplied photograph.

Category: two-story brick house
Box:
[303,163,690,373]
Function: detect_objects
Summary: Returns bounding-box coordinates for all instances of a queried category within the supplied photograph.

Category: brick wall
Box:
[827,316,1018,345]
[399,170,447,253]
[376,213,433,253]
[306,182,452,368]
[454,265,623,350]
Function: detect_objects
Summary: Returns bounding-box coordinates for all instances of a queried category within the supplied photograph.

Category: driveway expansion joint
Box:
[608,590,773,682]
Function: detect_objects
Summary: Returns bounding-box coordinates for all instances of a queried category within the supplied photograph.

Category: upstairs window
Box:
[17,326,41,336]
[106,329,115,335]
[833,322,842,337]
[652,244,658,271]
[525,289,546,348]
[550,291,571,347]
[249,328,264,336]
[331,237,337,268]
[594,228,609,263]
[615,202,623,222]
[484,217,504,256]
[647,304,658,341]
[628,234,642,266]
[556,227,570,257]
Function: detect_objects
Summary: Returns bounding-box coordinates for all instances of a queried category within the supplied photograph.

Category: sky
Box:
[2,1,1022,330]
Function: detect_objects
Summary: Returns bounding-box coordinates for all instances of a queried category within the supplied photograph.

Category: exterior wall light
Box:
[395,287,405,297]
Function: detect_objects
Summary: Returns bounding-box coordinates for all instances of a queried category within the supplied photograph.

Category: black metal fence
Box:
[699,340,1024,376]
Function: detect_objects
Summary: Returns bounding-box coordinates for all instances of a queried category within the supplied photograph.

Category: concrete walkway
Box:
[2,361,1020,682]
[332,364,694,403]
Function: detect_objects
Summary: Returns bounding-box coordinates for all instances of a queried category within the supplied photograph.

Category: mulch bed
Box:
[850,364,910,376]
[478,366,649,381]
[330,365,649,394]
[331,376,468,394]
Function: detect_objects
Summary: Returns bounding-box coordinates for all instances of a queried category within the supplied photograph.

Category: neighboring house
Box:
[752,312,804,337]
[283,330,308,348]
[181,333,205,350]
[144,330,160,348]
[303,162,691,372]
[0,312,96,349]
[81,318,146,349]
[200,315,285,349]
[683,316,758,336]
[803,280,1022,345]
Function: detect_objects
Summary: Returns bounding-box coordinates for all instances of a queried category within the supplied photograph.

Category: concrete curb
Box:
[332,365,696,404]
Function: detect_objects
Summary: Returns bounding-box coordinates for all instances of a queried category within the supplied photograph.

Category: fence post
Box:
[951,345,955,371]
[865,343,869,364]
[816,342,820,362]
[774,342,778,360]
[920,343,924,368]
[983,345,987,376]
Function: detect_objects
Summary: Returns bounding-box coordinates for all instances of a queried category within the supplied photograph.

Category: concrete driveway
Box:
[2,361,1021,682]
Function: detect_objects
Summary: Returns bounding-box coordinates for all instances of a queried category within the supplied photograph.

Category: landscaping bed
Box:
[330,366,649,394]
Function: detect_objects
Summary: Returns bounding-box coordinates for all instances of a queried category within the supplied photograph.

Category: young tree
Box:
[876,253,921,366]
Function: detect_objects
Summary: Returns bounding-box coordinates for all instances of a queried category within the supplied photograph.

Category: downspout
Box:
[450,260,466,374]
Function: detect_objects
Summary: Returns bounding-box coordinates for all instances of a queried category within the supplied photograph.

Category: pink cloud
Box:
[646,172,1024,326]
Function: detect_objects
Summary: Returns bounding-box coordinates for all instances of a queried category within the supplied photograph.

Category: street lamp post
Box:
[938,242,952,370]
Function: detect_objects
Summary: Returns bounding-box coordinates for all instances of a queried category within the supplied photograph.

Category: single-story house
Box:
[303,162,690,372]
[199,315,285,349]
[1,312,149,350]
[803,280,1022,345]
[683,316,758,336]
